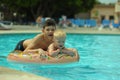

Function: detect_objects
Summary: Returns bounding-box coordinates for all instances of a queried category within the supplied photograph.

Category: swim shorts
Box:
[14,40,25,51]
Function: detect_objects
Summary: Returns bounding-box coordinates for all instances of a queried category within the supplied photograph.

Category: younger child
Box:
[47,30,76,57]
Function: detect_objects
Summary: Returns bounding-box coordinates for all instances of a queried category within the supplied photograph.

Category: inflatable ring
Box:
[7,50,79,64]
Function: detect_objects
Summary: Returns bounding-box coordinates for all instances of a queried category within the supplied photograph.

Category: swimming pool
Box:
[0,33,120,80]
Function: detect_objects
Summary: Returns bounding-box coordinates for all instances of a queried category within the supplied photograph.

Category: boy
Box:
[14,19,56,54]
[47,30,77,57]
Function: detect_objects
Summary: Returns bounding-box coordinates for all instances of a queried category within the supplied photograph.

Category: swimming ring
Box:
[7,49,79,64]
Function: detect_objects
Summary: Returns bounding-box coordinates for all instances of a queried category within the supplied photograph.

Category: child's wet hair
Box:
[54,30,66,38]
[43,19,56,29]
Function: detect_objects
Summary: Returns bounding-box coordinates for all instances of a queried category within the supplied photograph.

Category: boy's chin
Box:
[48,36,53,40]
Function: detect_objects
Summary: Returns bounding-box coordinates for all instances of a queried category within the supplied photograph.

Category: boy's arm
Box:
[48,44,60,57]
[23,48,46,54]
[61,48,75,56]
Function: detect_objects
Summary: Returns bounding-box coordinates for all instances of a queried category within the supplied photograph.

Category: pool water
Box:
[0,33,120,80]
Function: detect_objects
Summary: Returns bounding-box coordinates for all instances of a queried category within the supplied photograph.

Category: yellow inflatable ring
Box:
[7,49,79,64]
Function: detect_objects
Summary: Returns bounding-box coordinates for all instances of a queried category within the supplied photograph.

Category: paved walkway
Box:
[0,25,120,34]
[0,66,50,80]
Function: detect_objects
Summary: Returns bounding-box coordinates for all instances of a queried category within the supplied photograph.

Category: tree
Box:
[0,0,97,21]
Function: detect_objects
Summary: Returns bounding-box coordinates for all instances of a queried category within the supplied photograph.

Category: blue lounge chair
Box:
[85,19,97,27]
[102,19,110,27]
[111,20,120,28]
[74,19,85,27]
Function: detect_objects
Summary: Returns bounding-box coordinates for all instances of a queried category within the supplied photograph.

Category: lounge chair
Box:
[0,22,13,30]
[75,19,85,27]
[85,19,97,27]
[112,21,120,28]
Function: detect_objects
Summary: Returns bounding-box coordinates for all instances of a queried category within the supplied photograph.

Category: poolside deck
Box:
[0,66,50,80]
[0,25,120,34]
[0,25,120,80]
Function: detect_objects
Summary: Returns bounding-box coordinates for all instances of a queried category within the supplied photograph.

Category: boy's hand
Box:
[38,49,46,54]
[50,49,60,57]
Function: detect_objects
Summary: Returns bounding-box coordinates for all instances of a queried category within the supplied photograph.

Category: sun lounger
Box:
[102,19,110,27]
[85,19,97,27]
[75,19,85,27]
[112,21,120,28]
[0,22,11,30]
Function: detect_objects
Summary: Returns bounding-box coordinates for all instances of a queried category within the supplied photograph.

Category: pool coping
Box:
[0,27,120,35]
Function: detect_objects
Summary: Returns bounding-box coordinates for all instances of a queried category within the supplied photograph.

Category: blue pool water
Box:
[0,33,120,80]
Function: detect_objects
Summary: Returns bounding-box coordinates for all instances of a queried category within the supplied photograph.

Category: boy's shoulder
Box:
[33,33,44,41]
[35,34,44,38]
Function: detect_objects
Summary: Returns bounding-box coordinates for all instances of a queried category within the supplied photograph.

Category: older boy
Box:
[14,19,56,54]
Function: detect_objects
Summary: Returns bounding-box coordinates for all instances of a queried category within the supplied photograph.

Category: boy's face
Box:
[42,26,56,40]
[54,37,65,49]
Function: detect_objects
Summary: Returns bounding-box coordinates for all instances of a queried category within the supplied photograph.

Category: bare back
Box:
[23,34,53,51]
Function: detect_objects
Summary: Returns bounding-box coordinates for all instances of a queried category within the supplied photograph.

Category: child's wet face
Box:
[54,37,65,49]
